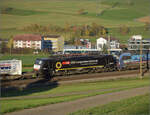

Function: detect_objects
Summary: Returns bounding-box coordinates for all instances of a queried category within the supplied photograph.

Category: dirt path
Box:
[5,86,150,115]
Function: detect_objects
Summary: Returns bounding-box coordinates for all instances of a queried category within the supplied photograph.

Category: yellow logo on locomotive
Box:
[56,62,62,69]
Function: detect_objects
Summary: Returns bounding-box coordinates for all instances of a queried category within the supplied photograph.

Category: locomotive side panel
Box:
[54,56,102,71]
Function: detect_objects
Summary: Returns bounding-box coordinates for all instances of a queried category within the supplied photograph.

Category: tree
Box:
[77,9,87,15]
[101,27,108,36]
[119,25,130,35]
[85,26,90,37]
[75,37,81,46]
[102,44,108,54]
[144,22,150,31]
[91,22,99,36]
[64,22,72,41]
[1,41,7,54]
[7,37,13,55]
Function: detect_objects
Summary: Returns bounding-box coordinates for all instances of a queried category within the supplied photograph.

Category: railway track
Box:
[2,69,148,89]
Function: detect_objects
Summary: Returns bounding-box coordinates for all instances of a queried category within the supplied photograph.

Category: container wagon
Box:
[0,60,22,76]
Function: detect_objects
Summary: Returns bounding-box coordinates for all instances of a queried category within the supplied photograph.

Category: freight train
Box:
[1,53,149,80]
[0,60,22,75]
[33,54,118,79]
[33,53,150,80]
[119,53,150,70]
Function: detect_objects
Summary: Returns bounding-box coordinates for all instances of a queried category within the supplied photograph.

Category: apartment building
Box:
[41,35,64,52]
[128,35,150,50]
[13,34,41,49]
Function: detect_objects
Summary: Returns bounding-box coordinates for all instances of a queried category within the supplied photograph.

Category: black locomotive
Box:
[33,55,117,79]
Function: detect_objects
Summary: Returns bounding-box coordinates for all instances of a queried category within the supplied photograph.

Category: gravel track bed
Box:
[1,70,149,90]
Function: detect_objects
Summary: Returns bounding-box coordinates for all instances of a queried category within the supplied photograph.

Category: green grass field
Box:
[0,54,49,66]
[1,76,150,114]
[0,0,150,42]
[69,93,150,115]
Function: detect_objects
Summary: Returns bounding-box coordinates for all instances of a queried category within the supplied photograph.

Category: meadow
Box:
[0,0,150,42]
[69,93,150,115]
[1,76,149,114]
[0,54,49,66]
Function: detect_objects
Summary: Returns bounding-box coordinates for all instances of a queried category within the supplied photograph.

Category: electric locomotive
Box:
[33,54,117,79]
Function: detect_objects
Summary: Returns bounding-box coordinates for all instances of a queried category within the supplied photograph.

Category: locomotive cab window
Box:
[35,59,43,65]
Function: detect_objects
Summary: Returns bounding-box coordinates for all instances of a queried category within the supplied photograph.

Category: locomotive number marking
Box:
[56,62,62,69]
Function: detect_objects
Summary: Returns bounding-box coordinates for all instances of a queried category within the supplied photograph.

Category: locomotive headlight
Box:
[34,64,40,71]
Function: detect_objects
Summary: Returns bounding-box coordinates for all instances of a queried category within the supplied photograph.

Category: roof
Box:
[42,35,61,38]
[13,34,41,41]
[97,37,119,41]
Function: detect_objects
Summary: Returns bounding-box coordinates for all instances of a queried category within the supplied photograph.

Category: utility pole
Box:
[146,49,149,70]
[108,34,111,55]
[140,39,143,78]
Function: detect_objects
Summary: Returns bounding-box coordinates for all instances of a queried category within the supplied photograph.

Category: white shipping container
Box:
[0,60,22,75]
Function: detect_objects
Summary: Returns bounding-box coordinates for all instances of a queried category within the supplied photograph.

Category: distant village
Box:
[0,34,150,55]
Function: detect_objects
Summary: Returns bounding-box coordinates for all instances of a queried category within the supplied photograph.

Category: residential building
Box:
[96,37,122,55]
[80,39,91,49]
[128,35,150,50]
[97,37,107,50]
[13,34,41,49]
[41,35,64,52]
[97,37,120,50]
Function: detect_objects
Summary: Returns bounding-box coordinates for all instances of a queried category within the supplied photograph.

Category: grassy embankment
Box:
[0,0,150,43]
[69,93,150,115]
[1,76,150,114]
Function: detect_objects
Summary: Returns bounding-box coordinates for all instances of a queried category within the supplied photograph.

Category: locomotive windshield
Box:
[35,59,43,65]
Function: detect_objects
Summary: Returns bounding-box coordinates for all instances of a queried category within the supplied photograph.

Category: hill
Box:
[0,0,150,43]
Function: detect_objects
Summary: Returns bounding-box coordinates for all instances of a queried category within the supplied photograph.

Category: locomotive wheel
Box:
[64,70,70,76]
[44,70,55,80]
[104,67,109,72]
[33,72,39,78]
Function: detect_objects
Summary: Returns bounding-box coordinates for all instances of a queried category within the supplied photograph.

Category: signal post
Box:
[140,39,143,79]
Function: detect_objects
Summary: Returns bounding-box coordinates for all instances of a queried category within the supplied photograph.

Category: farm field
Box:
[1,76,150,114]
[0,0,150,42]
